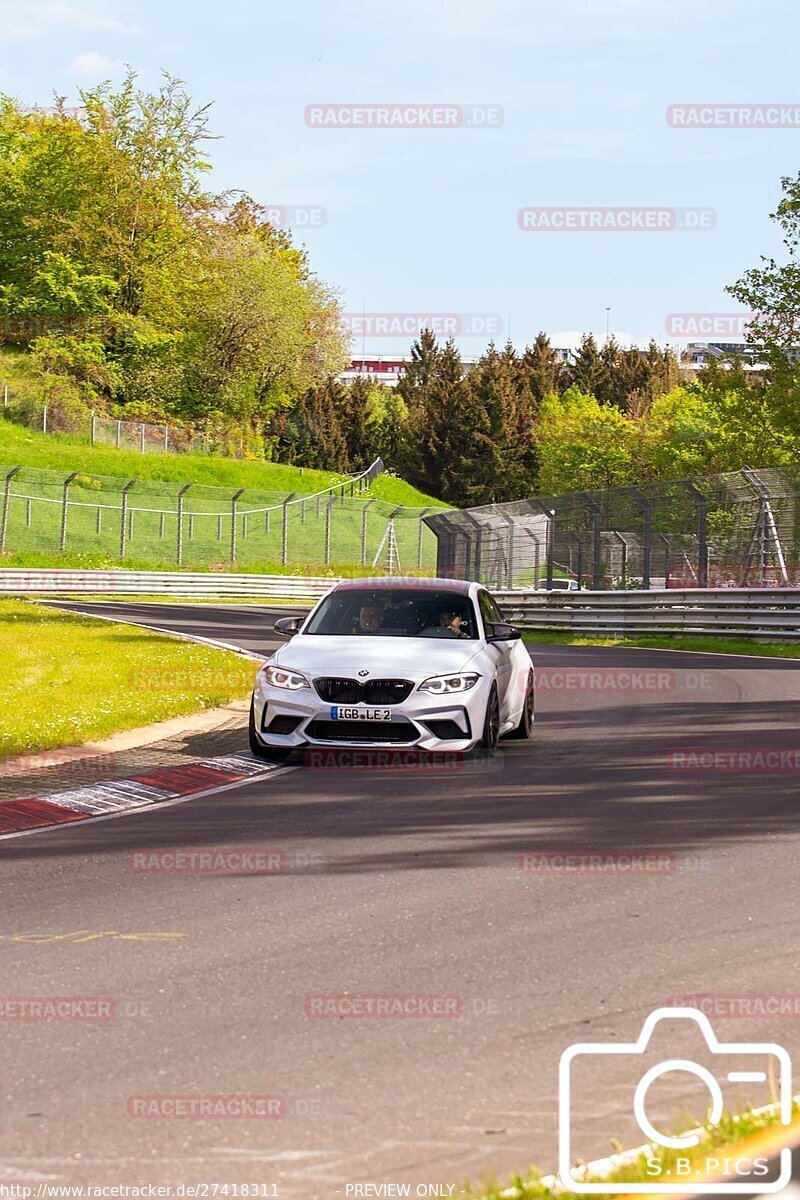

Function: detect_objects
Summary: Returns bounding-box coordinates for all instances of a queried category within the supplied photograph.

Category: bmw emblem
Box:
[358,669,369,677]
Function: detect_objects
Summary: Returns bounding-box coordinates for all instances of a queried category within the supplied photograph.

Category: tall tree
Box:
[519,332,562,403]
[335,376,376,471]
[288,378,348,471]
[567,333,607,398]
[728,170,800,429]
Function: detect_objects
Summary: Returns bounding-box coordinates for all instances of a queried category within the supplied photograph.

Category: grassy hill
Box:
[0,417,442,509]
[0,407,446,574]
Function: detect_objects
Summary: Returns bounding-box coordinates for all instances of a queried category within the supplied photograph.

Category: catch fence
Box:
[0,458,443,573]
[2,389,289,460]
[424,466,800,590]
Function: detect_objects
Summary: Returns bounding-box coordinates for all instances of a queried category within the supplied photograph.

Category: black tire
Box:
[248,698,293,763]
[507,670,535,740]
[478,684,501,756]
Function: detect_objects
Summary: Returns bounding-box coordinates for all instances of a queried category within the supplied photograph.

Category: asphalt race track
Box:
[4,601,800,1196]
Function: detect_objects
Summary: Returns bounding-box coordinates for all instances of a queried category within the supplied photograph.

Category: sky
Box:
[1,0,798,355]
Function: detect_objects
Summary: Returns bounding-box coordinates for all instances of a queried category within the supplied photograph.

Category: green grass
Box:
[0,411,443,506]
[0,598,259,758]
[522,630,800,659]
[0,416,445,573]
[0,548,435,577]
[471,1103,799,1200]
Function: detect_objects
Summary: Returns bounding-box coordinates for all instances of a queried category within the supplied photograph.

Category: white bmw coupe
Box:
[249,577,534,759]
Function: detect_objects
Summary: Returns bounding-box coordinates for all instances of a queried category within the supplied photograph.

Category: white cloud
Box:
[0,4,139,41]
[66,50,126,77]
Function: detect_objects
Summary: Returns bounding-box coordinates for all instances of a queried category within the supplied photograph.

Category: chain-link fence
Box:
[424,466,800,589]
[2,391,282,460]
[0,461,443,573]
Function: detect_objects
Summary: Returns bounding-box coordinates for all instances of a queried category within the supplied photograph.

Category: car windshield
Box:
[304,588,479,639]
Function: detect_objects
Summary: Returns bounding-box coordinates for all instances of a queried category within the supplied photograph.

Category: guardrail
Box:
[493,587,800,638]
[0,568,340,601]
[5,572,800,636]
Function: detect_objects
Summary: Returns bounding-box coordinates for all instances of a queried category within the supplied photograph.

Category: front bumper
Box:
[251,674,491,753]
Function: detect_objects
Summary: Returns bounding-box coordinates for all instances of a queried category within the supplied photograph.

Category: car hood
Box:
[271,635,481,679]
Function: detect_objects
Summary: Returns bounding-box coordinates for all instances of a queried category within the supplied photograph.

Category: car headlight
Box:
[418,672,480,695]
[263,665,309,690]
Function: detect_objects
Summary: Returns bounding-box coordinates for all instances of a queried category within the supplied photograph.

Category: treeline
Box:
[3,73,800,510]
[278,329,794,506]
[0,75,349,431]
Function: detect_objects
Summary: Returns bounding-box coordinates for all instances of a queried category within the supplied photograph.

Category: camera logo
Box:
[559,1007,792,1193]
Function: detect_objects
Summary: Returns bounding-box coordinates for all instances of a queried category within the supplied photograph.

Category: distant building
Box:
[340,350,569,385]
[678,342,767,373]
[339,342,771,386]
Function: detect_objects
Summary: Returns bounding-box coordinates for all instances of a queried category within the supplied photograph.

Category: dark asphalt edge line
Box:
[0,765,300,844]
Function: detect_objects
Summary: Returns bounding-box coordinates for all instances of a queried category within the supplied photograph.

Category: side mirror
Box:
[274,615,303,636]
[487,622,521,642]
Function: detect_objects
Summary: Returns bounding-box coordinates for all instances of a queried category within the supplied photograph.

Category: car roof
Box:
[331,576,474,596]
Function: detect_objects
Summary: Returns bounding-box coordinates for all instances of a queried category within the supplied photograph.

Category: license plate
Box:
[330,706,392,721]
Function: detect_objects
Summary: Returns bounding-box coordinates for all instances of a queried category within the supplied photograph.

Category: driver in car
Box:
[356,603,383,634]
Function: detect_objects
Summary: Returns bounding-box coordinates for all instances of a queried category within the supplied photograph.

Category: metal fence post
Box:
[579,493,602,589]
[119,480,137,558]
[531,501,555,589]
[176,484,191,565]
[90,411,96,445]
[681,482,709,587]
[0,467,21,551]
[460,512,484,582]
[610,531,627,586]
[361,499,376,566]
[629,488,652,589]
[42,405,48,434]
[59,472,79,551]
[116,419,121,448]
[164,425,169,453]
[230,488,245,564]
[282,493,296,566]
[417,508,432,570]
[26,498,32,528]
[498,512,516,588]
[140,423,145,453]
[325,497,334,565]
